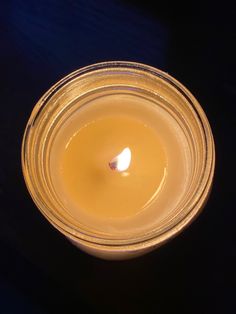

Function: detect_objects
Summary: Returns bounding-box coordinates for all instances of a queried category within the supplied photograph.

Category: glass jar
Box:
[22,61,215,259]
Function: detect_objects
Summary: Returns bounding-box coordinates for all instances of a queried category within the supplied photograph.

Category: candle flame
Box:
[109,147,132,172]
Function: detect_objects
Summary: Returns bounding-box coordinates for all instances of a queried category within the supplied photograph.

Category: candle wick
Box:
[109,147,131,172]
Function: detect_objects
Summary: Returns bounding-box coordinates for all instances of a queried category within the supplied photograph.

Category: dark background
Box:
[0,1,235,313]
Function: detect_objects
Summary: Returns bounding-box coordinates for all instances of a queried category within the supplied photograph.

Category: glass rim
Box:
[21,61,215,251]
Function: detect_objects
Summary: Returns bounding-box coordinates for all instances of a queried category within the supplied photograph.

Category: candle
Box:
[50,93,187,234]
[22,62,215,259]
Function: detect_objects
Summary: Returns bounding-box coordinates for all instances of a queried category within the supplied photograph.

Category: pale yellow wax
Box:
[60,115,167,218]
[50,93,190,235]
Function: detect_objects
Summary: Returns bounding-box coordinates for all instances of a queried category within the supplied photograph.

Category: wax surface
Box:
[60,116,167,218]
[50,93,189,234]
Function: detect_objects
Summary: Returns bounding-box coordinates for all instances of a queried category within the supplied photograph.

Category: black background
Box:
[0,1,235,313]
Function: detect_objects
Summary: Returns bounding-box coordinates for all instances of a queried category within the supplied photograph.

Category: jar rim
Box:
[22,61,215,252]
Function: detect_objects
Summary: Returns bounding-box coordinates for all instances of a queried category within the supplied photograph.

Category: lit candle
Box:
[50,93,184,228]
[22,62,215,259]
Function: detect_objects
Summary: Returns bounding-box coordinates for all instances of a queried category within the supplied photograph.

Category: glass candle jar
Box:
[22,61,215,260]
